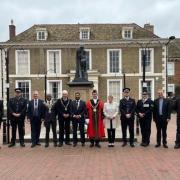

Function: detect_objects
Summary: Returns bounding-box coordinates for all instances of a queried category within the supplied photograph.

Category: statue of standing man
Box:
[75,46,88,81]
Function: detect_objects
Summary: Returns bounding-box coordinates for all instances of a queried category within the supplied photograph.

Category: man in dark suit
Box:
[8,88,27,147]
[27,90,45,148]
[119,88,136,147]
[52,90,72,147]
[71,92,86,147]
[153,89,171,148]
[44,94,57,148]
[136,91,153,147]
[174,96,180,149]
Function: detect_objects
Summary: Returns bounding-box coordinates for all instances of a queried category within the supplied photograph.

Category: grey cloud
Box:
[0,0,179,41]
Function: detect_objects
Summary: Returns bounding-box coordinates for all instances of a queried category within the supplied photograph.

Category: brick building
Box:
[167,39,180,96]
[0,22,170,103]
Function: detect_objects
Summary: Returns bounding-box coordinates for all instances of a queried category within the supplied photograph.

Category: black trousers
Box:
[58,119,70,144]
[72,120,85,144]
[121,118,134,144]
[107,129,115,143]
[45,120,57,144]
[175,116,180,145]
[139,117,152,144]
[11,119,24,144]
[155,116,168,145]
[31,117,41,145]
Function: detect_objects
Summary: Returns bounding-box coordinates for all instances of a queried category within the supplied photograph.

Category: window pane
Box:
[17,81,30,100]
[108,81,120,103]
[49,82,60,101]
[109,50,119,73]
[17,51,29,75]
[167,63,174,75]
[85,51,90,70]
[141,81,152,97]
[141,49,151,72]
[48,51,60,73]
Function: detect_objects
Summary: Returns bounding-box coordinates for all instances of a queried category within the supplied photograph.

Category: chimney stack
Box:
[144,23,154,33]
[9,19,16,40]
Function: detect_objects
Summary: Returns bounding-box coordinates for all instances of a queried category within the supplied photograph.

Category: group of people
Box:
[1,87,180,149]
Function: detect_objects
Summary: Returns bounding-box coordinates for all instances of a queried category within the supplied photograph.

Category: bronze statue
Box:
[75,46,88,81]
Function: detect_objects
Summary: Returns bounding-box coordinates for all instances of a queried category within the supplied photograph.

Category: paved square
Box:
[0,114,179,180]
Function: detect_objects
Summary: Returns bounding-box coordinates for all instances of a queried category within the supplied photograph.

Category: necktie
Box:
[76,100,79,109]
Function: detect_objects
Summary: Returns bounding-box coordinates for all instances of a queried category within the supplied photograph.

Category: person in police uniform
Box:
[52,90,72,147]
[136,91,153,147]
[8,88,27,147]
[119,88,136,147]
[44,94,57,148]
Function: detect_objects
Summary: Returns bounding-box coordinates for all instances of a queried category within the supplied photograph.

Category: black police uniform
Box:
[9,95,27,146]
[119,97,136,145]
[136,98,153,146]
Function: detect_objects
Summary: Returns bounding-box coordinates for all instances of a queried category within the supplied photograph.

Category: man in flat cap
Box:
[119,88,136,147]
[8,88,27,147]
[136,91,153,147]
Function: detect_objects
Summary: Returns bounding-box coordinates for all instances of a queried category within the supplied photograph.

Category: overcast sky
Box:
[0,0,179,41]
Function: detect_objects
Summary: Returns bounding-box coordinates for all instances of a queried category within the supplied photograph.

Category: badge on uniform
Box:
[143,104,149,108]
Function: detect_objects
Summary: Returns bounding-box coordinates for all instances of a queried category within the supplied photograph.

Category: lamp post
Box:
[0,46,10,144]
[165,36,175,96]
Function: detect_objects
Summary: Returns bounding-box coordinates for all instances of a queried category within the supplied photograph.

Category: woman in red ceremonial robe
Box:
[86,90,105,148]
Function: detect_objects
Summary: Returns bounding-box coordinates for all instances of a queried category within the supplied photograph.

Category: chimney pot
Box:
[9,20,16,40]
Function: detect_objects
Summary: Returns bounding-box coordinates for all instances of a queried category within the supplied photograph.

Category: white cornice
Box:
[0,38,168,47]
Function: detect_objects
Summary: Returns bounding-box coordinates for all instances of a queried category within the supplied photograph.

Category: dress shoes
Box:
[174,144,180,149]
[65,142,72,145]
[58,143,63,147]
[163,144,168,148]
[95,143,101,148]
[45,143,49,148]
[122,142,127,147]
[8,143,15,148]
[31,144,36,148]
[130,143,135,148]
[20,143,25,147]
[155,144,161,148]
[89,143,94,148]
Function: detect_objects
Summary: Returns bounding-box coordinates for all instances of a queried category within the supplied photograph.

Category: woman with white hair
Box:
[103,95,118,147]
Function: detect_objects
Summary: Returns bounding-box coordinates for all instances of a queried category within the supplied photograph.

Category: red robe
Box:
[86,100,105,138]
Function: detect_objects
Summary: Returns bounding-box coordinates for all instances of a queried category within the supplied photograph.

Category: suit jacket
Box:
[153,98,171,121]
[52,98,72,120]
[27,99,45,120]
[44,100,56,122]
[174,97,180,118]
[71,99,87,122]
[8,97,27,120]
[136,98,153,119]
[119,97,136,120]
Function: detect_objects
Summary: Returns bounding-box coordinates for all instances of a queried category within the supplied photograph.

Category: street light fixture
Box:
[165,36,175,96]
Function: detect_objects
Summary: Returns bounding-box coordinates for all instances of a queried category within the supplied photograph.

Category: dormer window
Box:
[36,28,48,40]
[122,27,133,39]
[80,28,90,40]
